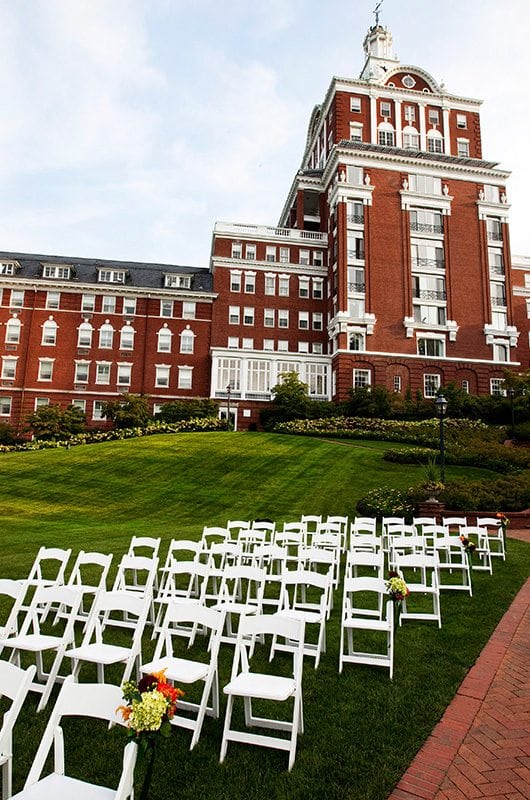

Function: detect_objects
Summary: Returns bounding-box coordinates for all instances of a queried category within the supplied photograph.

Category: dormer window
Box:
[0,262,17,276]
[164,274,192,289]
[98,269,126,284]
[42,264,71,279]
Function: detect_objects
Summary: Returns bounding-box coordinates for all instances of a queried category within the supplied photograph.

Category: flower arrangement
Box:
[496,512,510,533]
[459,535,476,554]
[386,572,410,602]
[118,670,184,743]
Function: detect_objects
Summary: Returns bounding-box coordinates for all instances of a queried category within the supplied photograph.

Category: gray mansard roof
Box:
[0,250,214,293]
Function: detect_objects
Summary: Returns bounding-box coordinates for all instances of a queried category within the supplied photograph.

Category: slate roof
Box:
[338,139,501,170]
[0,250,214,293]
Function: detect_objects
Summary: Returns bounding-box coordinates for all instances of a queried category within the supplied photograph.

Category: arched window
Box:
[427,129,444,154]
[349,332,365,352]
[157,326,172,353]
[402,125,420,150]
[119,324,135,350]
[77,321,93,347]
[99,322,114,349]
[5,317,21,344]
[42,318,57,346]
[180,328,195,355]
[378,122,395,146]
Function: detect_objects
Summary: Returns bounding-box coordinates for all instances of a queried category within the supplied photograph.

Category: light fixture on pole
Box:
[435,394,448,484]
[507,388,515,439]
[226,383,232,431]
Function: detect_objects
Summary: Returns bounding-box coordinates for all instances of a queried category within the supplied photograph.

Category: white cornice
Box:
[0,277,217,302]
[211,257,327,277]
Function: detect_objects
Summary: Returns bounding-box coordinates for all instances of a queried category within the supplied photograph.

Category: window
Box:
[457,139,469,157]
[178,367,193,390]
[120,324,135,350]
[246,360,271,395]
[313,251,323,267]
[264,308,275,327]
[155,366,170,388]
[164,274,191,289]
[93,401,107,420]
[347,166,364,185]
[418,337,445,357]
[350,123,363,141]
[298,342,309,353]
[74,362,89,383]
[217,358,241,393]
[487,218,502,242]
[428,109,440,125]
[461,380,469,394]
[0,396,12,416]
[408,174,442,195]
[123,297,136,316]
[299,250,310,266]
[96,362,111,384]
[5,318,21,344]
[46,292,60,310]
[98,323,114,349]
[349,332,365,351]
[403,129,420,149]
[348,234,365,261]
[380,101,391,117]
[493,310,507,330]
[35,398,49,409]
[350,96,361,113]
[456,113,467,130]
[312,342,323,355]
[353,369,370,389]
[41,319,57,346]
[410,208,443,234]
[279,247,290,264]
[490,378,505,396]
[98,269,126,284]
[265,275,276,295]
[378,126,395,146]
[117,364,132,386]
[299,277,310,298]
[182,301,196,320]
[102,296,116,314]
[231,243,242,259]
[38,359,54,381]
[160,300,173,318]
[427,132,444,153]
[244,272,256,293]
[404,105,416,123]
[278,309,289,328]
[393,375,402,393]
[43,264,71,279]
[298,311,309,330]
[312,312,323,330]
[484,185,500,203]
[313,279,324,299]
[10,290,24,308]
[180,329,195,354]
[1,357,17,379]
[413,304,447,326]
[278,276,290,296]
[229,306,240,325]
[277,340,289,352]
[263,339,274,351]
[228,337,239,349]
[71,399,86,412]
[157,327,172,353]
[243,307,254,326]
[490,282,506,307]
[77,322,93,348]
[242,337,253,349]
[493,343,509,363]
[265,246,276,263]
[245,244,256,260]
[81,294,95,312]
[230,271,242,292]
[423,373,441,398]
[0,262,15,275]
[307,364,327,397]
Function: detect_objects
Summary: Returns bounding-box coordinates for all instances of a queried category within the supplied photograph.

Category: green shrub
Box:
[157,399,220,422]
[356,487,416,519]
[384,442,530,474]
[439,475,530,512]
[511,422,530,442]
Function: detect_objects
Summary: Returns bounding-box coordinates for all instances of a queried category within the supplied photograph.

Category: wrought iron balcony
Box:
[347,214,364,225]
[491,296,507,307]
[489,265,505,276]
[347,249,365,261]
[414,289,447,301]
[348,282,366,293]
[410,222,444,235]
[487,231,503,242]
[412,258,445,270]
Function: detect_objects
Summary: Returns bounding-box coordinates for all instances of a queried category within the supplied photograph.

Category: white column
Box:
[370,93,378,144]
[442,107,451,155]
[394,99,402,148]
[419,103,427,151]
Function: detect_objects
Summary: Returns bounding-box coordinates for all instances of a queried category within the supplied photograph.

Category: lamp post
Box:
[435,394,448,484]
[226,383,232,431]
[507,388,515,439]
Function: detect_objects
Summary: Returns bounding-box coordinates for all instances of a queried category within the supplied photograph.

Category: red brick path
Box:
[388,532,530,800]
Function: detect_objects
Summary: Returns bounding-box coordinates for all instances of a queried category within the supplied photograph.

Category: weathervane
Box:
[373,0,383,26]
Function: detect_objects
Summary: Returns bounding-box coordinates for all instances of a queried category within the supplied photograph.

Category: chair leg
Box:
[220,695,234,763]
[2,757,11,800]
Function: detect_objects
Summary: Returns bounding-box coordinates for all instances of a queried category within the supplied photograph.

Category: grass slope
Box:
[0,432,527,800]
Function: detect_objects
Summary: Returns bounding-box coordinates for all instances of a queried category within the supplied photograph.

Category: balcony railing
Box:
[412,258,445,270]
[414,289,447,301]
[487,231,503,242]
[215,221,327,243]
[348,282,366,293]
[489,265,505,276]
[347,214,364,225]
[491,297,507,307]
[347,249,365,261]
[410,221,444,234]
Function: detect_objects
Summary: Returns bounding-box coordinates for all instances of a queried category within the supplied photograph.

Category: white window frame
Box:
[38,359,54,381]
[264,309,275,328]
[10,290,24,308]
[98,324,114,349]
[490,378,505,396]
[353,368,371,389]
[182,301,196,320]
[77,322,93,348]
[244,272,256,293]
[298,311,309,330]
[178,366,193,390]
[278,276,290,296]
[41,319,58,346]
[456,113,467,130]
[278,309,289,328]
[81,294,95,312]
[46,292,60,310]
[117,363,132,386]
[180,329,195,354]
[457,138,470,157]
[164,274,191,289]
[0,396,12,416]
[98,269,126,284]
[157,327,172,353]
[120,324,135,350]
[243,307,255,326]
[123,297,137,316]
[102,296,116,314]
[5,318,21,344]
[95,362,111,385]
[423,373,441,398]
[245,244,256,260]
[160,300,173,318]
[155,365,171,388]
[228,337,239,349]
[231,243,242,259]
[74,361,90,383]
[350,96,361,113]
[92,401,107,421]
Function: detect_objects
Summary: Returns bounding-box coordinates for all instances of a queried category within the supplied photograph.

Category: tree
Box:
[26,404,86,440]
[102,394,152,429]
[157,399,219,422]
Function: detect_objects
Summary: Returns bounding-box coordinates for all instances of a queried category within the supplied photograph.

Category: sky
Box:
[0,0,528,268]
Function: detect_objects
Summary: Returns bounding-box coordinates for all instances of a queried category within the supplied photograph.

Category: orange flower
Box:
[117,704,132,721]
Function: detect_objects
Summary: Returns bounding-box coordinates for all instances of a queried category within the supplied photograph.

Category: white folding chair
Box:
[345,549,385,581]
[127,536,161,559]
[339,577,394,678]
[272,568,331,668]
[350,517,377,536]
[381,517,405,552]
[111,554,159,627]
[202,526,231,551]
[0,662,36,800]
[153,560,210,637]
[422,524,449,554]
[274,527,306,566]
[395,553,441,627]
[388,535,425,571]
[226,521,248,538]
[311,529,342,587]
[476,517,506,560]
[58,551,112,624]
[158,539,201,591]
[220,614,305,771]
[441,516,468,535]
[348,532,381,553]
[142,601,225,750]
[0,580,26,656]
[203,542,243,601]
[325,515,349,552]
[460,526,493,574]
[435,535,473,595]
[66,591,150,686]
[212,566,266,644]
[1,586,82,711]
[412,516,437,536]
[250,521,276,541]
[300,515,321,541]
[19,548,72,616]
[10,677,137,799]
[250,544,288,609]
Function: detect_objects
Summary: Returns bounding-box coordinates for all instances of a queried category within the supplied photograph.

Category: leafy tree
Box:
[157,399,219,422]
[260,372,312,429]
[102,394,152,429]
[26,404,86,440]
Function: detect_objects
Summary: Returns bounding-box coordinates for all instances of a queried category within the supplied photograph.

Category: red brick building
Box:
[0,23,527,432]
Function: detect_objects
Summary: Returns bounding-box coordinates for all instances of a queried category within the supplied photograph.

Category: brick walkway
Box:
[388,531,530,800]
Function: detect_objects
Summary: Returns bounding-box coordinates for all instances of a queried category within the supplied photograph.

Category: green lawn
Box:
[0,432,527,800]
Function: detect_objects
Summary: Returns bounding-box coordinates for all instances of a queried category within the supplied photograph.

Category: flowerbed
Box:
[384,444,530,474]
